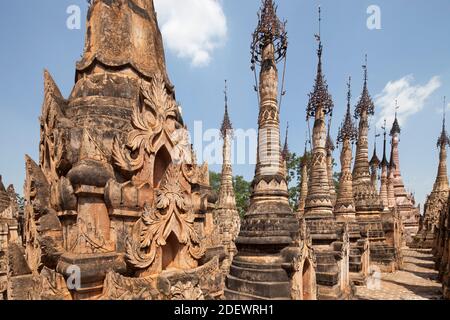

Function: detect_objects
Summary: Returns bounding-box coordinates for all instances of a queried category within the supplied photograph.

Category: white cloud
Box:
[375,75,441,127]
[154,0,227,67]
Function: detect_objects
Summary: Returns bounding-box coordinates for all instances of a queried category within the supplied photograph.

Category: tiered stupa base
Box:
[346,222,370,285]
[225,210,299,300]
[305,218,351,300]
[357,216,398,272]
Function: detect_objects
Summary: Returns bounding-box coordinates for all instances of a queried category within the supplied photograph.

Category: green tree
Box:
[286,152,301,210]
[209,171,221,195]
[233,176,251,218]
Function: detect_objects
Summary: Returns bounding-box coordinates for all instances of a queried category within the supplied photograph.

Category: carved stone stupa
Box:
[413,111,450,248]
[303,15,351,299]
[226,0,316,300]
[389,111,420,244]
[352,61,397,272]
[0,176,20,299]
[334,78,370,286]
[213,83,241,276]
[7,0,224,300]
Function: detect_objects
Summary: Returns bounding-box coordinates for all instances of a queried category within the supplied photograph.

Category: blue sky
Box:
[0,0,449,207]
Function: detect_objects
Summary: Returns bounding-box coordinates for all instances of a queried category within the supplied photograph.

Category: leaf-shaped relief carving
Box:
[171,281,204,300]
[126,165,205,270]
[112,73,179,177]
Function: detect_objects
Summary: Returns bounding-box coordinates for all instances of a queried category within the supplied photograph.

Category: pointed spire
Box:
[437,96,450,148]
[251,0,288,65]
[355,55,375,118]
[390,100,401,136]
[337,77,358,143]
[380,119,389,168]
[370,130,380,167]
[221,80,233,138]
[304,6,334,218]
[306,6,333,119]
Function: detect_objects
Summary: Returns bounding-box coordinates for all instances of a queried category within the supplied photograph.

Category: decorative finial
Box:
[443,96,447,127]
[363,54,368,83]
[220,80,233,138]
[251,0,288,65]
[395,100,399,119]
[314,6,323,59]
[337,76,358,143]
[355,55,375,118]
[224,79,228,106]
[437,96,450,148]
[370,126,381,166]
[306,7,333,120]
[390,101,401,136]
[380,119,389,168]
[318,5,322,40]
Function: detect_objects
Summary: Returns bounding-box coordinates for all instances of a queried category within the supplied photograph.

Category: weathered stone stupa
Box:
[303,11,351,299]
[334,78,370,286]
[7,0,225,300]
[352,62,397,272]
[413,109,449,249]
[213,82,241,276]
[389,110,420,244]
[226,0,317,300]
[0,176,20,299]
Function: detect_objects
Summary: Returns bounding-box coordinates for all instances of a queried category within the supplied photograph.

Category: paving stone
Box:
[354,248,443,300]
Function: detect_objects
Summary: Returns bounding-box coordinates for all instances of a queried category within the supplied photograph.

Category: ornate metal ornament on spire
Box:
[221,80,233,139]
[337,77,358,143]
[390,100,401,136]
[251,0,288,65]
[437,96,450,148]
[354,55,375,119]
[306,7,333,120]
[380,119,389,168]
